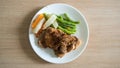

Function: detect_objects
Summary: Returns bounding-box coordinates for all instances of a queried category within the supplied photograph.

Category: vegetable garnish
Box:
[32,13,80,37]
[32,18,45,33]
[43,14,57,29]
[32,14,44,29]
[56,13,80,34]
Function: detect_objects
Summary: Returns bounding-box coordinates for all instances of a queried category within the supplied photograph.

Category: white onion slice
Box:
[43,15,57,29]
[52,21,58,28]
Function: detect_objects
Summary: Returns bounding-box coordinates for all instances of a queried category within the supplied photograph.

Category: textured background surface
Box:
[0,0,120,68]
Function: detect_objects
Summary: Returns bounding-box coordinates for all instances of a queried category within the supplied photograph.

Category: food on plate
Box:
[43,14,57,29]
[44,13,80,34]
[38,27,81,57]
[32,14,46,37]
[31,13,81,57]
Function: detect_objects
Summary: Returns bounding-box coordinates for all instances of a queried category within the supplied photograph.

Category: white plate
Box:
[29,3,89,64]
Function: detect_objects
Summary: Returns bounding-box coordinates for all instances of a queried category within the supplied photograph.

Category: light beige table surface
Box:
[0,0,120,68]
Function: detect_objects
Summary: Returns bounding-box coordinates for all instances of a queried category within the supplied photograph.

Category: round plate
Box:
[29,3,89,64]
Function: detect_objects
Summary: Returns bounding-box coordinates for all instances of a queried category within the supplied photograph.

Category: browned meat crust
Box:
[38,27,81,57]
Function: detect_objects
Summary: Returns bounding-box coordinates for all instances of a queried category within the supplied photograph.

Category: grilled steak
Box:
[38,27,80,57]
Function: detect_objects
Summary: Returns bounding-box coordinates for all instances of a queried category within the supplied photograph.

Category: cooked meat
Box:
[38,27,81,57]
[39,27,64,48]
